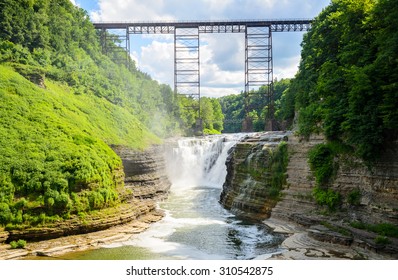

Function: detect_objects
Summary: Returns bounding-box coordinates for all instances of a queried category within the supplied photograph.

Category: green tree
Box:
[292,0,397,161]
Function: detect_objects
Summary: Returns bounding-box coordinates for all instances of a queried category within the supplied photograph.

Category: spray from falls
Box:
[120,133,285,260]
[165,134,243,189]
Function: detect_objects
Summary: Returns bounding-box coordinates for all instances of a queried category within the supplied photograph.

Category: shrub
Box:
[350,222,398,238]
[347,189,361,206]
[13,198,28,210]
[10,239,27,249]
[308,143,338,187]
[0,203,13,226]
[88,191,105,210]
[374,235,390,245]
[312,187,341,211]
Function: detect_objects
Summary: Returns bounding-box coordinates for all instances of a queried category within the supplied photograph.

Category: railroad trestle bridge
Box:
[93,19,312,131]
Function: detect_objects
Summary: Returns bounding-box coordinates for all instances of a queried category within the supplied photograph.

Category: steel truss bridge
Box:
[93,19,312,131]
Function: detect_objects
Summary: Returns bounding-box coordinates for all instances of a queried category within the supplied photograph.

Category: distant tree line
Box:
[218,79,291,133]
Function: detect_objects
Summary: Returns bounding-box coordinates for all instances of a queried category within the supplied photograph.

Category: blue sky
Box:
[71,0,331,97]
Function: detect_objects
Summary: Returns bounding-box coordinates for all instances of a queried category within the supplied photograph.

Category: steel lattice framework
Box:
[93,19,312,131]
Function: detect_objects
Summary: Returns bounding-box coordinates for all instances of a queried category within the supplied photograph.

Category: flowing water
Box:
[61,134,284,260]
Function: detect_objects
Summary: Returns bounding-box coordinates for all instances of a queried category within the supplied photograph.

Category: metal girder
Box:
[174,27,200,112]
[93,19,312,34]
[99,27,130,69]
[94,19,312,132]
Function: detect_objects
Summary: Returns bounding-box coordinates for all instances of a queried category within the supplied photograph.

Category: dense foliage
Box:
[0,0,223,228]
[0,65,156,227]
[290,0,398,161]
[219,79,291,133]
[0,0,190,137]
[201,97,224,134]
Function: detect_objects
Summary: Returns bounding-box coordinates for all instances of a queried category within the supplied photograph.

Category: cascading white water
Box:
[165,134,240,189]
[79,134,284,260]
[113,134,284,260]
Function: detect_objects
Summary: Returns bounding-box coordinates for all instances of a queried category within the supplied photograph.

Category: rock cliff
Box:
[272,135,398,225]
[221,132,398,257]
[271,135,398,255]
[220,132,290,220]
[4,144,170,242]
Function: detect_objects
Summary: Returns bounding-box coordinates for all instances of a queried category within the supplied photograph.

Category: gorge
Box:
[1,0,398,262]
[2,131,396,260]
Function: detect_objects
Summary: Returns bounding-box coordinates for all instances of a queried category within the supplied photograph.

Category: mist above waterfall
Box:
[165,134,243,189]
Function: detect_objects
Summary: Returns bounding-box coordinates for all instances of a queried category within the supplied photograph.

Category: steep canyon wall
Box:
[220,132,398,255]
[220,132,290,221]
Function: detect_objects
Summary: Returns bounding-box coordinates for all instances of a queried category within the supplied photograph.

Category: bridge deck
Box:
[93,19,312,33]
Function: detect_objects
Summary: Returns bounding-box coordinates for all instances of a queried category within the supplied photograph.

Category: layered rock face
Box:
[270,134,323,223]
[113,145,170,199]
[272,135,398,226]
[271,135,398,255]
[220,132,289,221]
[221,132,398,255]
[5,145,170,242]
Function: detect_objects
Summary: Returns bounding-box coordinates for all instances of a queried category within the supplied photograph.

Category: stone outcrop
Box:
[220,132,290,221]
[3,144,170,243]
[0,231,8,244]
[6,197,161,242]
[271,134,398,225]
[112,144,170,199]
[221,132,398,257]
[270,134,398,256]
[270,134,323,222]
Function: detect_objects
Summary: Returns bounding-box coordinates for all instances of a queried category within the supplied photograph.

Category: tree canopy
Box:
[219,79,291,133]
[286,0,397,161]
[0,0,213,228]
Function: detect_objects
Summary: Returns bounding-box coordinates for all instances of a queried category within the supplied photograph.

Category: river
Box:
[60,134,284,260]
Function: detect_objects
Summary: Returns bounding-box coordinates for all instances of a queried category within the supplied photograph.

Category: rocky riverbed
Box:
[0,210,163,260]
[263,218,395,260]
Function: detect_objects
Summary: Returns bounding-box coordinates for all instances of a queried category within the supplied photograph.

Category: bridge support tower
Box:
[93,20,312,134]
[244,26,274,132]
[174,27,202,134]
[99,27,130,69]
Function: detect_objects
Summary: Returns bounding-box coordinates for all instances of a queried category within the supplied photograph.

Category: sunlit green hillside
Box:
[0,65,161,227]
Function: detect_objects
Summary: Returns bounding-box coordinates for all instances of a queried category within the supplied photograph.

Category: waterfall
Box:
[73,133,285,260]
[165,134,243,189]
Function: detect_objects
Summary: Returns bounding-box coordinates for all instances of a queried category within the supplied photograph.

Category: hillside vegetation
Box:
[0,65,154,227]
[0,0,223,229]
[283,0,398,162]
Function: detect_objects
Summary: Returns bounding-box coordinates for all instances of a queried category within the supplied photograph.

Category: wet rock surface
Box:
[220,132,290,221]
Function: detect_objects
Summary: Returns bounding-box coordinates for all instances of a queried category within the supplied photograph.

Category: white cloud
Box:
[91,0,175,21]
[201,87,241,98]
[139,41,174,84]
[130,51,140,68]
[274,55,301,80]
[202,34,244,72]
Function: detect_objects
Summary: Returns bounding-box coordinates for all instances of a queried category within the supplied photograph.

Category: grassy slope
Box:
[0,65,160,227]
